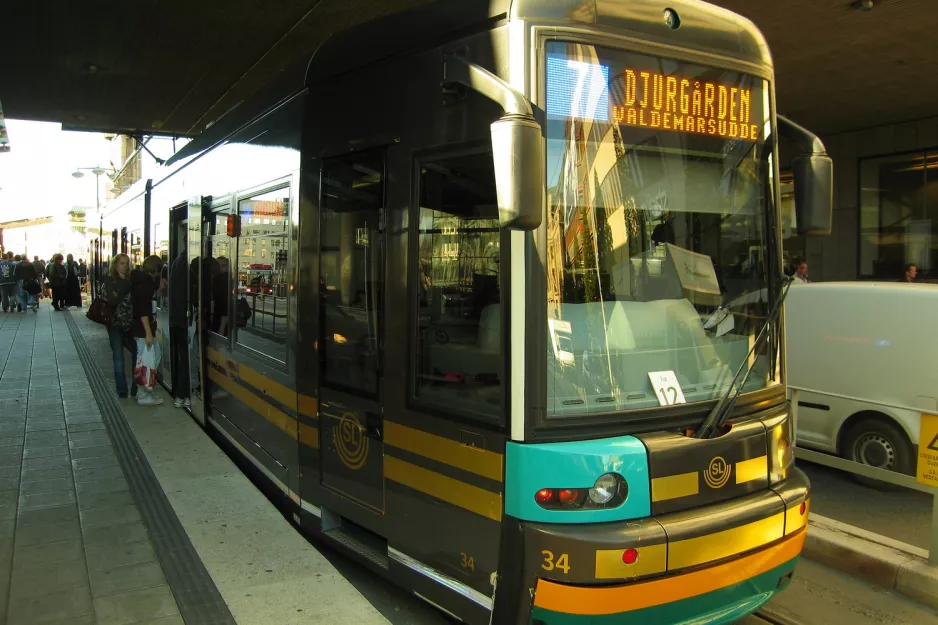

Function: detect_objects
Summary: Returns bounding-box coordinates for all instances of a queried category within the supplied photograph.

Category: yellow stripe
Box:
[534,529,805,615]
[595,543,667,579]
[384,456,502,522]
[786,498,809,535]
[735,456,767,484]
[298,394,317,419]
[239,365,296,412]
[208,369,297,440]
[668,512,785,570]
[384,422,503,482]
[299,422,319,450]
[651,472,698,502]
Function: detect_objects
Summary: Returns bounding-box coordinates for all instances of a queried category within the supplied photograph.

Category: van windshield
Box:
[545,41,779,417]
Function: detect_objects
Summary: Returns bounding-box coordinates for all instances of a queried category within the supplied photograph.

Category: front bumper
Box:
[524,469,810,624]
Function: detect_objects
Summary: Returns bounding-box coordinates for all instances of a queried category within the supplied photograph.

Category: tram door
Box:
[318,150,386,513]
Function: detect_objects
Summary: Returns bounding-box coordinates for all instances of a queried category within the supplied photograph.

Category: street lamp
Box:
[71,165,114,300]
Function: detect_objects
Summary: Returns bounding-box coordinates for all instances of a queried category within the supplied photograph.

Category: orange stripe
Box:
[533,529,806,615]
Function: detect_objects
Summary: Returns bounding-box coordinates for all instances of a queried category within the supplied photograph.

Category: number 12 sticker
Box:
[648,371,686,406]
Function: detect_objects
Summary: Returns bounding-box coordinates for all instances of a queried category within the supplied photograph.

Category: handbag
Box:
[86,296,112,326]
[23,280,41,295]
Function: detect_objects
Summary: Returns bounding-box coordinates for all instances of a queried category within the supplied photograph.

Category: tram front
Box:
[482,3,833,624]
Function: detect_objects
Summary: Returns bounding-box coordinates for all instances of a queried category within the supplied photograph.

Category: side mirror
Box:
[491,115,544,230]
[443,55,543,231]
[779,115,832,236]
[792,154,833,236]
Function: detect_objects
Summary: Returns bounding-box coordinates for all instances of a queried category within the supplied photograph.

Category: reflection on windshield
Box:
[545,42,778,417]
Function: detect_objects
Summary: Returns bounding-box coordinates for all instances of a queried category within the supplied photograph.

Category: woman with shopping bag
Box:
[131,255,165,406]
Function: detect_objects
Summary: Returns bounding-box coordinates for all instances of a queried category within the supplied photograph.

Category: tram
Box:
[96,1,833,623]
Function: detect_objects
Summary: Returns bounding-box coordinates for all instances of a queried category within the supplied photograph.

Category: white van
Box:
[785,281,936,474]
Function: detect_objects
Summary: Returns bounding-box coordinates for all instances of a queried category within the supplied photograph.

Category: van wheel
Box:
[842,418,915,488]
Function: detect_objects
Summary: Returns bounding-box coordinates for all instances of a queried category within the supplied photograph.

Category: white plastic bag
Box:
[134,338,162,389]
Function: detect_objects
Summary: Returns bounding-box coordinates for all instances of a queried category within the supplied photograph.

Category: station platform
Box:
[0,304,394,625]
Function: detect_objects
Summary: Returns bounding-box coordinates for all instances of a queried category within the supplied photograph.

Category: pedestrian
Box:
[900,263,917,283]
[65,253,82,308]
[168,251,191,408]
[792,259,809,284]
[0,253,18,312]
[131,255,164,406]
[42,259,52,299]
[14,255,39,313]
[48,254,67,311]
[78,259,88,294]
[104,254,137,398]
[31,256,45,299]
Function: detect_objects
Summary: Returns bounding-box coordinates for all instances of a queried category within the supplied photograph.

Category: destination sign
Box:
[545,45,766,143]
[611,70,761,141]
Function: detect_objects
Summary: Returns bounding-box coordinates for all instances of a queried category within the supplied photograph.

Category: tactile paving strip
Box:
[64,312,236,625]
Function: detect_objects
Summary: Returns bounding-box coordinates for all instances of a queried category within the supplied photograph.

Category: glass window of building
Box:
[859,151,938,280]
[236,186,290,361]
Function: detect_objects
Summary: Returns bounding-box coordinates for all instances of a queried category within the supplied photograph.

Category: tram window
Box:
[320,152,384,396]
[206,211,232,339]
[235,187,289,362]
[413,151,502,419]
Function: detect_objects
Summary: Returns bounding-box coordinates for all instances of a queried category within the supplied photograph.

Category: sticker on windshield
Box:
[649,371,687,406]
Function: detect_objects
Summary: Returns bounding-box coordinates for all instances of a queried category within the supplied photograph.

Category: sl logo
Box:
[334,412,368,470]
[704,456,731,489]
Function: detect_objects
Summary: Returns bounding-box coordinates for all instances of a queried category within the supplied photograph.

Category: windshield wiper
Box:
[695,275,794,439]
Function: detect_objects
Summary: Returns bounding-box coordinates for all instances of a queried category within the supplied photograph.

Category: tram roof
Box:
[1,0,935,137]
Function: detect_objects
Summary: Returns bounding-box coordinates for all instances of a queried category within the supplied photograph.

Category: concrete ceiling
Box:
[0,0,933,137]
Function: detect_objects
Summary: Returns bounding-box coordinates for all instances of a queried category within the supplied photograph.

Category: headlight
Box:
[768,416,794,483]
[588,473,620,504]
[534,473,628,510]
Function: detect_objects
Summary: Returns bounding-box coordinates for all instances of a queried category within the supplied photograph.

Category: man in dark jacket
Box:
[131,255,164,406]
[0,252,18,312]
[14,256,38,313]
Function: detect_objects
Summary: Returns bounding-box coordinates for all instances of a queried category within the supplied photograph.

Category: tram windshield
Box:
[545,42,778,417]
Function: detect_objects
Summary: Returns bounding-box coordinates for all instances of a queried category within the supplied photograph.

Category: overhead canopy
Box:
[0,0,933,137]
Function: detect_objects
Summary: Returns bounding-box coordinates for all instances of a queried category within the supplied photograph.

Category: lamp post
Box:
[72,166,115,299]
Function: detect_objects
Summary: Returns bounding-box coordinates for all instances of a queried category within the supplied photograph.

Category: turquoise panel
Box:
[529,556,798,624]
[506,436,649,523]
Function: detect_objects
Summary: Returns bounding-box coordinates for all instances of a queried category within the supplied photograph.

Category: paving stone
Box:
[67,421,108,433]
[17,503,79,527]
[69,444,115,460]
[82,520,150,551]
[15,518,82,548]
[7,585,93,625]
[22,454,70,470]
[72,454,119,470]
[93,585,179,625]
[19,489,76,510]
[22,464,72,482]
[80,504,142,530]
[20,477,74,495]
[78,489,135,512]
[76,477,129,496]
[73,464,125,483]
[89,560,167,598]
[13,538,84,570]
[86,538,157,571]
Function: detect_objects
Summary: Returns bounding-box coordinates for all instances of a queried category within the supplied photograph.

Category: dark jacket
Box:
[48,262,67,287]
[14,261,37,282]
[130,269,157,338]
[169,254,188,328]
